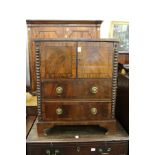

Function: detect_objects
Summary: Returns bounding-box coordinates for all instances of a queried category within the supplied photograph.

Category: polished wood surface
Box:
[40,42,76,79]
[41,79,112,100]
[42,102,111,121]
[27,20,102,92]
[35,39,119,134]
[78,42,113,78]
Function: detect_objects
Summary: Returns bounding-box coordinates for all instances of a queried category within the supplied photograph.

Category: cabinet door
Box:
[40,42,76,79]
[77,42,113,78]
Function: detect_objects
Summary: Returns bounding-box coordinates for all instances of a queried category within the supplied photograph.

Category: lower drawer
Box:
[42,102,111,121]
[27,141,128,155]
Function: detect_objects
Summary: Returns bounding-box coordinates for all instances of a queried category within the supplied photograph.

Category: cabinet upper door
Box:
[77,42,113,78]
[40,42,76,79]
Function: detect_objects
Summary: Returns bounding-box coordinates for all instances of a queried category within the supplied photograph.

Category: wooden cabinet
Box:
[27,20,102,91]
[34,39,119,135]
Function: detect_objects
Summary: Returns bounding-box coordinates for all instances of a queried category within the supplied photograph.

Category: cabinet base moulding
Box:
[37,119,117,136]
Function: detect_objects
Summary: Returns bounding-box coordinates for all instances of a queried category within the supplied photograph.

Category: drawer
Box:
[41,79,112,100]
[42,102,111,121]
[51,141,128,155]
[27,143,51,155]
[27,141,128,155]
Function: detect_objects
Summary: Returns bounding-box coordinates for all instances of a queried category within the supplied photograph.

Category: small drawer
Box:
[42,102,111,121]
[27,143,51,155]
[41,79,112,100]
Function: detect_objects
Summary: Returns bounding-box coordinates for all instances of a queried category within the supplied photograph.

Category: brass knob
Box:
[56,86,63,95]
[91,107,97,115]
[55,149,60,154]
[46,150,50,155]
[91,86,98,94]
[56,107,63,115]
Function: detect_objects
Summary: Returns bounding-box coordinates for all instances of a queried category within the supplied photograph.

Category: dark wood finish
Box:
[41,102,111,121]
[37,120,117,136]
[27,120,128,155]
[40,42,76,79]
[27,20,102,92]
[26,20,103,25]
[116,75,129,133]
[78,42,113,78]
[35,39,119,134]
[27,141,128,155]
[41,79,112,100]
[118,53,129,64]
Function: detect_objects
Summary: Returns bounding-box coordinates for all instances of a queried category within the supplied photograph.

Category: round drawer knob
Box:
[91,107,97,115]
[91,86,98,94]
[56,107,63,115]
[56,86,63,95]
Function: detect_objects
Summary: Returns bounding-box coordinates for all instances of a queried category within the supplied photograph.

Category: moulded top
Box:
[26,20,103,25]
[33,38,119,43]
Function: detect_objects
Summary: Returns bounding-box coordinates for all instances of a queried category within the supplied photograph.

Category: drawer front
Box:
[42,102,111,121]
[27,141,128,155]
[41,79,112,100]
[51,141,128,155]
[27,143,51,155]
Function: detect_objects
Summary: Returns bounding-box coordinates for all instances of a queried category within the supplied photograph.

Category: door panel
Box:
[77,42,113,78]
[40,42,76,79]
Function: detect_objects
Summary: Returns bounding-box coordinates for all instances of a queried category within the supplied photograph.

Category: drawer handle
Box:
[56,86,63,95]
[56,107,63,115]
[91,107,97,115]
[46,150,51,155]
[46,149,60,155]
[98,148,112,155]
[91,86,98,94]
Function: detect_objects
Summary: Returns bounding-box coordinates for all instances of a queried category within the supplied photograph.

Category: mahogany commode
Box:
[34,38,119,135]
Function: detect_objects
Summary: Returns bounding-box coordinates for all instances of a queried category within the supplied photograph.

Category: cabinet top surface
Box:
[27,120,128,143]
[33,38,119,43]
[26,20,103,25]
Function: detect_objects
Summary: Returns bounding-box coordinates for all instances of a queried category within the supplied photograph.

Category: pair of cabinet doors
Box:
[38,41,114,79]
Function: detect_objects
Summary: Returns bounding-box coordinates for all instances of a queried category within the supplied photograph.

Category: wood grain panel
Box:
[41,79,112,100]
[65,27,99,39]
[78,42,113,78]
[42,102,111,121]
[40,42,76,79]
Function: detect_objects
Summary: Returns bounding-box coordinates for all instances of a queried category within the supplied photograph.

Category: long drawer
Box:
[41,102,111,121]
[27,141,128,155]
[41,79,112,100]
